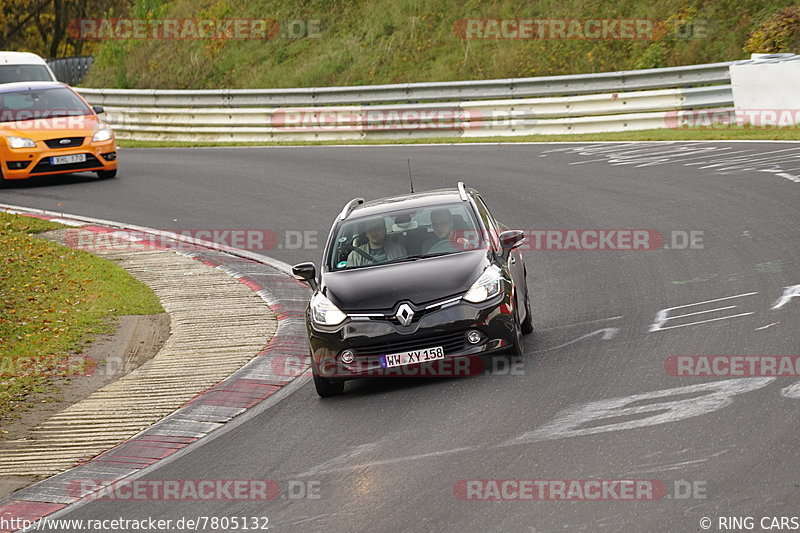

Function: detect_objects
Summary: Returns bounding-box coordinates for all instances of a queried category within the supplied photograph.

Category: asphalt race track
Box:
[3,141,799,532]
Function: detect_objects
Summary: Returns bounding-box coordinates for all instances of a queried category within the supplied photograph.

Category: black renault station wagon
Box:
[292,183,533,397]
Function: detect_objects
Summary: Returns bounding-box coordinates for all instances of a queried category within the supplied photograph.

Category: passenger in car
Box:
[421,208,471,254]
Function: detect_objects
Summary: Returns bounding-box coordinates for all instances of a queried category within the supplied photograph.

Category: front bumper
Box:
[306,295,517,380]
[2,141,117,180]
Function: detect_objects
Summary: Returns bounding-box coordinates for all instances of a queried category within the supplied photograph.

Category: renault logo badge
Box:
[395,303,414,326]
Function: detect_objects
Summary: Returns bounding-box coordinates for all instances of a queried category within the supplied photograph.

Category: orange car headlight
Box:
[92,128,113,142]
[6,136,36,149]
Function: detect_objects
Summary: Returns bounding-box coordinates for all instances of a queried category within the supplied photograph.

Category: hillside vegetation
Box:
[84,0,800,89]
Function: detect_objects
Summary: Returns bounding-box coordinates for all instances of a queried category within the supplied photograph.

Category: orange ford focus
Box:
[0,81,117,185]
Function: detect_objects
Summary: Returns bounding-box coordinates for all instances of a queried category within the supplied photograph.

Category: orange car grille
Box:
[43,137,85,149]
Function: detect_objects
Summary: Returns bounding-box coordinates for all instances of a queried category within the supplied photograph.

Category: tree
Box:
[0,0,130,58]
[744,5,800,55]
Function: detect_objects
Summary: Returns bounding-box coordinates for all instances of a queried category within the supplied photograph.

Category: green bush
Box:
[744,5,800,54]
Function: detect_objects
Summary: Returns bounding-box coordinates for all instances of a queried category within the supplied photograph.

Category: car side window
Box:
[474,195,500,251]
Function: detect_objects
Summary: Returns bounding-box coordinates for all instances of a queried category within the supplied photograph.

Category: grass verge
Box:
[0,212,163,421]
[117,127,800,148]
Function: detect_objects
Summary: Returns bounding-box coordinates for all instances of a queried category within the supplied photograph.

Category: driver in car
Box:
[421,208,471,254]
[347,217,406,267]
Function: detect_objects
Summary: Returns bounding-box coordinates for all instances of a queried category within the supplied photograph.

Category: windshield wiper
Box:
[383,252,453,265]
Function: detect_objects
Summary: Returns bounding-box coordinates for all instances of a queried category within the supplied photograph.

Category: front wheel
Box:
[313,374,345,397]
[521,290,534,334]
[96,169,117,179]
[506,309,525,358]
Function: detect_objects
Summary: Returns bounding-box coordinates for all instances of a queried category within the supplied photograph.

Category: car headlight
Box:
[92,128,113,142]
[310,292,347,326]
[463,265,503,303]
[6,136,35,149]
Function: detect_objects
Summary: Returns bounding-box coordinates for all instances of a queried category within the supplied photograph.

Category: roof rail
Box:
[457,182,468,201]
[339,197,365,220]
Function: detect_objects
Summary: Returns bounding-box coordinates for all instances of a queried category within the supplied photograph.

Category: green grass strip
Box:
[0,212,163,420]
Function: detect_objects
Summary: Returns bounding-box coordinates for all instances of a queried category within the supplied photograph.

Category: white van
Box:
[0,52,57,84]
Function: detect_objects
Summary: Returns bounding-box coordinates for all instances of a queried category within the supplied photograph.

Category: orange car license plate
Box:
[51,154,86,165]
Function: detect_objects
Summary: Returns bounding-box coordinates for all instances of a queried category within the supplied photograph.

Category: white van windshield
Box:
[0,65,53,84]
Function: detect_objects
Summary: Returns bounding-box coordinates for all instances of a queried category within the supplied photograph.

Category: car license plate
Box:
[50,154,86,165]
[381,346,444,368]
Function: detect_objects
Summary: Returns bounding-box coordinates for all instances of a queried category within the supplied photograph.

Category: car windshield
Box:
[0,65,53,84]
[0,86,92,123]
[328,202,486,270]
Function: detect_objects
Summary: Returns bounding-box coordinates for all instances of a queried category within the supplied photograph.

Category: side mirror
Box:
[499,230,525,257]
[292,262,318,290]
[92,105,105,115]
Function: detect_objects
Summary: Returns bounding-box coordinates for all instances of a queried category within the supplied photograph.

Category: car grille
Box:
[44,137,85,149]
[355,296,463,326]
[353,331,466,358]
[31,154,103,174]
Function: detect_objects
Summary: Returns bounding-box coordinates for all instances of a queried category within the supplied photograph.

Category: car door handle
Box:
[510,257,516,264]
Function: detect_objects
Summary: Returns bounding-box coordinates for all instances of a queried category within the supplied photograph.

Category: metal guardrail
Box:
[94,88,735,141]
[79,61,735,107]
[76,61,741,141]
